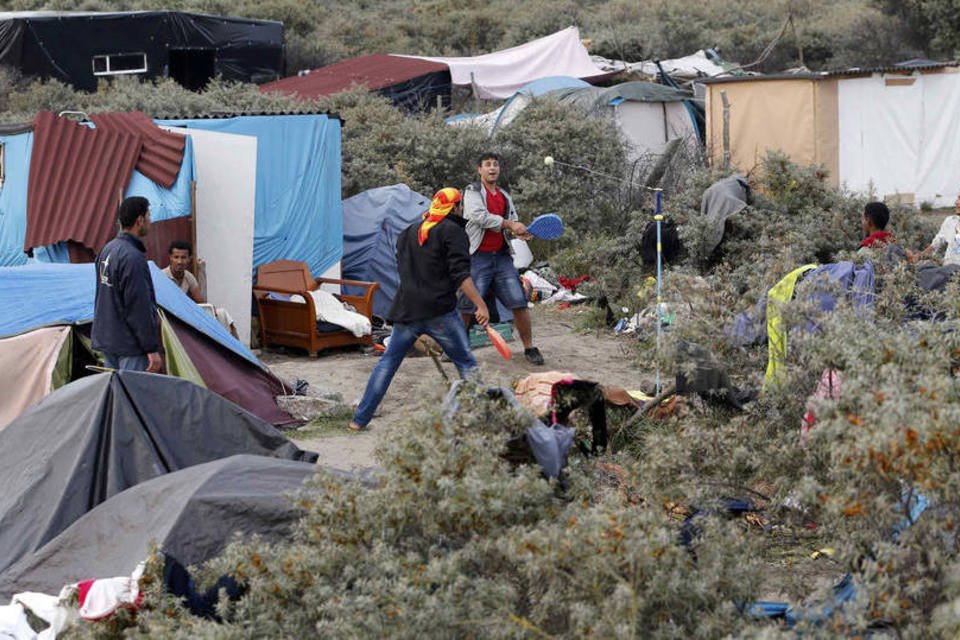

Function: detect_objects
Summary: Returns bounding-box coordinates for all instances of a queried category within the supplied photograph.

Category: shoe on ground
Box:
[524,347,544,365]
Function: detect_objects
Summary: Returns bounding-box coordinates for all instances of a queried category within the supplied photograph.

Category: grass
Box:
[290,411,355,439]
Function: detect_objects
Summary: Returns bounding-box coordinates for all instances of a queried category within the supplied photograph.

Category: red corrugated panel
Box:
[259,54,448,100]
[89,111,185,188]
[25,112,142,256]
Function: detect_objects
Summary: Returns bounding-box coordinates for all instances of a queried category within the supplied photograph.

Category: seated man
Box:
[162,241,203,303]
[909,192,960,264]
[162,240,239,339]
[858,201,895,252]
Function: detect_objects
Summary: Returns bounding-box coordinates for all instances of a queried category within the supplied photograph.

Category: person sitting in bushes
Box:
[858,201,895,252]
[908,192,960,264]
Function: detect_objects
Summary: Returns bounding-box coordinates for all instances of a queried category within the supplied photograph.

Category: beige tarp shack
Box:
[0,326,71,430]
[703,62,960,207]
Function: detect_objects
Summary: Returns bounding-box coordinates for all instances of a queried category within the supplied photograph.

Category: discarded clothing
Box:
[698,174,750,256]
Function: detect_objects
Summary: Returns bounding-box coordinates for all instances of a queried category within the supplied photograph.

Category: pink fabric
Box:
[801,369,843,440]
[0,326,71,430]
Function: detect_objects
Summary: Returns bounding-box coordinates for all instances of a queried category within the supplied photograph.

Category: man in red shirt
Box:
[460,153,544,365]
[859,201,895,251]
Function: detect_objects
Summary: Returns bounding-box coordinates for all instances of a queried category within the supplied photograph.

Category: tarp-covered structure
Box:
[451,79,698,161]
[403,26,609,99]
[259,54,452,111]
[0,11,283,91]
[551,81,700,160]
[447,76,590,132]
[0,455,321,599]
[342,184,430,318]
[0,112,193,267]
[0,111,343,344]
[703,63,960,207]
[158,114,343,280]
[0,262,296,428]
[0,372,316,579]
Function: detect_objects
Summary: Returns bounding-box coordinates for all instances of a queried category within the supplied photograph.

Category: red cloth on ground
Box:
[558,275,590,292]
[477,187,506,253]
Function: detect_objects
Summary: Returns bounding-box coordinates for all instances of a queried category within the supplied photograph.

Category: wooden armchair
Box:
[252,260,379,356]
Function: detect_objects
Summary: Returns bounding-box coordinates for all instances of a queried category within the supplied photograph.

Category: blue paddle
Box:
[527,213,564,240]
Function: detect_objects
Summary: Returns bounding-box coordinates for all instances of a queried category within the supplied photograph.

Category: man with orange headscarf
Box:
[349,188,489,431]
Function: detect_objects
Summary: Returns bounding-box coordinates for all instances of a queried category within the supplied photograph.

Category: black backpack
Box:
[640,217,681,265]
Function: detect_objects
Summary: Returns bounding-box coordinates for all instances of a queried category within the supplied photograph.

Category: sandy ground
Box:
[259,305,648,471]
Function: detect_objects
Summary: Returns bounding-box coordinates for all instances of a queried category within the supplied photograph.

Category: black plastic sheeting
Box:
[0,11,282,91]
[0,371,317,577]
[377,69,451,112]
[0,455,320,598]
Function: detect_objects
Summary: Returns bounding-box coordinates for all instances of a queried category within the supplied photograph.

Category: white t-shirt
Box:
[161,266,200,294]
[931,215,960,265]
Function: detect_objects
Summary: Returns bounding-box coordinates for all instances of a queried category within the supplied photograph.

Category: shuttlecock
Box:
[543,156,554,167]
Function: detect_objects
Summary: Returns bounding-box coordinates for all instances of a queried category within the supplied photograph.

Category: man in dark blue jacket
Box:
[348,188,489,431]
[91,196,162,372]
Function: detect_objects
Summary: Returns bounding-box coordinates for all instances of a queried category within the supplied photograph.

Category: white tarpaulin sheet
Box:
[627,50,727,79]
[838,70,960,207]
[405,27,607,99]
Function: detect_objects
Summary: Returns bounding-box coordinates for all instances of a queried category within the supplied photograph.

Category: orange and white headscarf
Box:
[418,187,461,245]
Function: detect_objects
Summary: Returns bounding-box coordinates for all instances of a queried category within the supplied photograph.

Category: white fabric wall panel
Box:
[162,127,257,345]
[839,72,960,207]
[838,75,922,202]
[915,73,960,207]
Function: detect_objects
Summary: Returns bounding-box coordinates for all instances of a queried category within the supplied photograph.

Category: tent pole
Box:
[654,189,663,396]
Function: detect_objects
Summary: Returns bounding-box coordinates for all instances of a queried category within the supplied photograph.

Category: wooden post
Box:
[190,180,204,299]
[721,90,731,172]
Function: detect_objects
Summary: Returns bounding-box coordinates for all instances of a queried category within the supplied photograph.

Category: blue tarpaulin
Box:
[125,134,194,223]
[0,132,33,266]
[342,184,429,318]
[0,262,258,366]
[157,115,343,278]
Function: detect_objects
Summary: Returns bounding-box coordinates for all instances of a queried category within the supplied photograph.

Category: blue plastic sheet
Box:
[0,262,258,367]
[157,115,343,278]
[0,132,33,266]
[342,184,429,318]
[125,135,194,222]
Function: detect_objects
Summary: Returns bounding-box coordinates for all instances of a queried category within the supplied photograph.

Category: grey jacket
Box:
[462,181,518,255]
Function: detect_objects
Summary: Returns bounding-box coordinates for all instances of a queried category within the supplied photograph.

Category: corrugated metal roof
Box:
[152,109,343,121]
[700,61,958,84]
[258,54,449,100]
[90,112,184,188]
[24,112,141,255]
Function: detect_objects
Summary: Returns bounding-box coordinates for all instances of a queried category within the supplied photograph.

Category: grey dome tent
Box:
[0,371,317,576]
[0,455,321,599]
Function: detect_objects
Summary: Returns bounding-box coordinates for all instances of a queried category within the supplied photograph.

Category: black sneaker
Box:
[524,347,544,365]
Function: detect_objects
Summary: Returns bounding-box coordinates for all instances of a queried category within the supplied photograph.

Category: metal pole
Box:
[654,190,663,396]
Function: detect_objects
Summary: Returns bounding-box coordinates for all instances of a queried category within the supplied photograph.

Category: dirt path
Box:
[260,305,647,472]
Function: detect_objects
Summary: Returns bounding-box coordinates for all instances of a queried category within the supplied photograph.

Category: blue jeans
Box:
[352,310,477,427]
[458,250,527,312]
[102,352,149,371]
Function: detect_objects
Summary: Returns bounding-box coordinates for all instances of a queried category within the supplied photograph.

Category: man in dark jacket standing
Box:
[92,196,162,372]
[349,188,489,431]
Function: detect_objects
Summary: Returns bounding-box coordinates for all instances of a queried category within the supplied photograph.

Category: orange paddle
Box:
[485,324,512,360]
